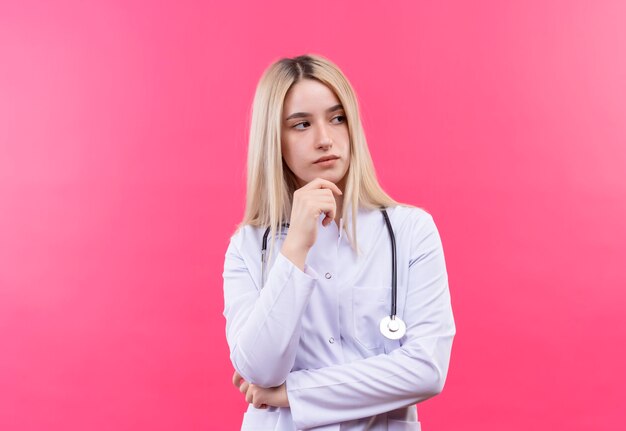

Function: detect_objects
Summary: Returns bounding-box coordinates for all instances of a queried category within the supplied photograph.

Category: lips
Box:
[314,155,339,163]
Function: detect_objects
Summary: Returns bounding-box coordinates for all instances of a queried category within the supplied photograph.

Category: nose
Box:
[316,123,333,149]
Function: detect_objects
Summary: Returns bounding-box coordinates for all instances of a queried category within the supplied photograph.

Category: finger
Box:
[305,188,337,197]
[239,381,249,394]
[303,178,343,196]
[307,194,337,208]
[250,387,266,409]
[314,178,343,196]
[322,210,336,226]
[232,371,243,388]
[298,192,336,220]
[319,200,337,226]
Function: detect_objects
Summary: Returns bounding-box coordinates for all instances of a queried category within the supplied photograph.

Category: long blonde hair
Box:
[239,54,400,261]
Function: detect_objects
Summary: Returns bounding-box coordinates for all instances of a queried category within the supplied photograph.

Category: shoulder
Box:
[226,224,266,255]
[387,204,436,230]
[386,205,445,254]
[354,204,438,235]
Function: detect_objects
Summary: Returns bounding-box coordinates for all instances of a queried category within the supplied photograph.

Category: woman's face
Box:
[281,79,350,189]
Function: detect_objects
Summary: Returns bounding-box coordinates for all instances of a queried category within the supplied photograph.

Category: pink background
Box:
[1,1,625,430]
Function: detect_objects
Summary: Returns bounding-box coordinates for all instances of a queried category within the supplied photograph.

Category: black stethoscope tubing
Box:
[380,208,397,317]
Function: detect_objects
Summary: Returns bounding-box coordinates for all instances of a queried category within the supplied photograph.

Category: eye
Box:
[331,114,346,124]
[293,121,310,130]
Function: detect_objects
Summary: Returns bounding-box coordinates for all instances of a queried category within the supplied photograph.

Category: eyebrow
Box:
[285,104,344,121]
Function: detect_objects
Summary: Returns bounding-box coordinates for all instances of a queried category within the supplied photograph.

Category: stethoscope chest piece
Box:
[379,315,407,340]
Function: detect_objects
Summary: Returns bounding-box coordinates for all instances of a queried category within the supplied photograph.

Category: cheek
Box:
[338,129,350,156]
[334,126,350,145]
[281,141,302,170]
[280,136,292,160]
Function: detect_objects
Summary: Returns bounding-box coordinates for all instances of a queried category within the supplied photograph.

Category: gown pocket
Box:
[240,409,280,430]
[387,419,422,431]
[352,285,391,350]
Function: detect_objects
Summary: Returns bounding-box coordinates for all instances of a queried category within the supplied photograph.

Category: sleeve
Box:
[285,213,456,430]
[222,234,320,387]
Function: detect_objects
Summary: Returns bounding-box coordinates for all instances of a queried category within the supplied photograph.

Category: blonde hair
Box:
[238,54,401,262]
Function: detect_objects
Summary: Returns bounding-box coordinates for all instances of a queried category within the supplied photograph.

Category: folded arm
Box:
[286,214,456,429]
[223,236,319,387]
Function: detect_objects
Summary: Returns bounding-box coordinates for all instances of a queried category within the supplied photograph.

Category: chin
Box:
[319,173,341,184]
[297,168,348,187]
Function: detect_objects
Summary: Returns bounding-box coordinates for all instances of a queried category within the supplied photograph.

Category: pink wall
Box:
[1,1,625,429]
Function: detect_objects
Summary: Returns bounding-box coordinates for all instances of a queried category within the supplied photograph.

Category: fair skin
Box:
[232,78,352,408]
[280,78,351,270]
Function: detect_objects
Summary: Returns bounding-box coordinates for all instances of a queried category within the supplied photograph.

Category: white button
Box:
[328,337,335,344]
[325,272,332,279]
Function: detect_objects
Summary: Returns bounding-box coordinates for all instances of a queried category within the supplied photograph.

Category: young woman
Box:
[222,54,455,430]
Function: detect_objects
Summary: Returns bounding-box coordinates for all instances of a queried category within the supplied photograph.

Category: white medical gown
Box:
[222,205,456,430]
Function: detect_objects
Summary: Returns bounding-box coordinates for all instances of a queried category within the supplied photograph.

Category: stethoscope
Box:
[261,208,407,341]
